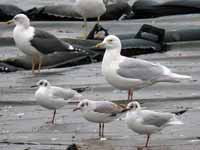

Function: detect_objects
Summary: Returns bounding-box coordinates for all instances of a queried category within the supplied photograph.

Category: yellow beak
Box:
[5,19,14,25]
[95,42,105,48]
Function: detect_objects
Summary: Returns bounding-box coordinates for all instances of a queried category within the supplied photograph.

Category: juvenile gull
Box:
[125,101,184,147]
[96,35,192,101]
[73,99,126,138]
[7,14,74,74]
[74,0,106,37]
[32,79,82,124]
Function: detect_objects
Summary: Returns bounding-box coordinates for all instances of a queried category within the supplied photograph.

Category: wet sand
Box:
[0,16,200,150]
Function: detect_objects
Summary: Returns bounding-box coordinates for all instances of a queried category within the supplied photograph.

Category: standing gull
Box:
[73,99,126,138]
[96,35,192,101]
[7,14,74,74]
[32,79,83,124]
[125,101,184,147]
[74,0,106,37]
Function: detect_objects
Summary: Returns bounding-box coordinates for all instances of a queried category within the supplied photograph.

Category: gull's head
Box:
[96,35,121,51]
[8,14,30,28]
[126,101,141,111]
[31,79,51,88]
[73,99,91,112]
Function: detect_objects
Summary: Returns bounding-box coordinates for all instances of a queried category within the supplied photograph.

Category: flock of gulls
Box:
[4,0,193,148]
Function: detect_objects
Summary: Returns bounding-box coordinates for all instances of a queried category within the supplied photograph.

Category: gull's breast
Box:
[13,27,41,56]
[102,60,145,90]
[82,111,116,123]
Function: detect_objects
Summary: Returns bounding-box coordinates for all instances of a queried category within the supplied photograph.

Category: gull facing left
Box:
[125,101,184,147]
[32,79,83,124]
[96,35,192,101]
[73,99,126,138]
[7,14,74,74]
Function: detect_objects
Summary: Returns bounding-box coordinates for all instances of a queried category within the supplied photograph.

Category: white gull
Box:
[96,35,192,100]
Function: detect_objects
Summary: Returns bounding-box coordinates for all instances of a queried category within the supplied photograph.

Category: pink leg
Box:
[128,89,134,101]
[130,90,133,101]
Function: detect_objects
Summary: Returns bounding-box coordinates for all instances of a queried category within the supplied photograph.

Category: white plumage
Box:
[10,14,74,74]
[96,35,192,100]
[74,0,106,37]
[33,79,82,124]
[73,99,125,138]
[125,101,183,147]
[75,0,106,19]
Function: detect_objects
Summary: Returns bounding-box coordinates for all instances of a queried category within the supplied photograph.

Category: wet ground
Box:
[1,13,200,150]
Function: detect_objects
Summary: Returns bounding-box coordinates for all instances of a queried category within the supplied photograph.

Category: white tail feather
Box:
[159,64,192,82]
[168,115,183,125]
[169,73,192,80]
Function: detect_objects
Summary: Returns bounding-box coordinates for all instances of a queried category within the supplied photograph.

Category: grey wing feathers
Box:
[94,101,123,114]
[142,111,173,127]
[30,29,73,54]
[117,58,165,82]
[51,86,77,100]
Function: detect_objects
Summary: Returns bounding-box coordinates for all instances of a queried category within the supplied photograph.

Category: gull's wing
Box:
[141,110,173,127]
[50,86,78,100]
[94,101,124,114]
[30,29,74,54]
[117,57,167,82]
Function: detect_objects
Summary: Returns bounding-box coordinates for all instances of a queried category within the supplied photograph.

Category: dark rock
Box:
[0,62,18,73]
[66,144,80,150]
[101,2,134,20]
[25,2,133,21]
[132,0,200,19]
[0,4,24,21]
[0,24,167,72]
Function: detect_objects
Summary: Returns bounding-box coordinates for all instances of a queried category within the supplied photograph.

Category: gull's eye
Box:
[85,102,88,106]
[44,82,48,87]
[81,103,84,107]
[108,39,113,43]
[135,104,138,108]
[40,81,43,85]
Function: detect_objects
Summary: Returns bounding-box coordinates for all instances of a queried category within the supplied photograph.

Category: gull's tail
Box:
[159,64,192,82]
[69,93,83,102]
[168,115,184,125]
[172,109,188,116]
[168,72,192,81]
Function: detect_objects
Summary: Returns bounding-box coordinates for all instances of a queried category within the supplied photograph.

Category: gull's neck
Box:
[15,23,30,31]
[103,47,121,63]
[126,109,139,120]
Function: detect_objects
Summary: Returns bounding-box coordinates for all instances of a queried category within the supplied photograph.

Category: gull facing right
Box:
[125,101,184,147]
[96,35,192,101]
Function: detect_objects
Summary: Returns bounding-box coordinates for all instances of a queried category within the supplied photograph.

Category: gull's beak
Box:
[95,42,105,49]
[73,107,80,112]
[5,19,14,25]
[121,108,130,113]
[30,85,38,88]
